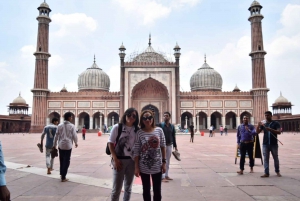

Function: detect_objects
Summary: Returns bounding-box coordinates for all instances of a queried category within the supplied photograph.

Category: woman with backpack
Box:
[108,108,140,201]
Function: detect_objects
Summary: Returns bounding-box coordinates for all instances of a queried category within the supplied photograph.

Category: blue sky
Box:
[0,0,300,115]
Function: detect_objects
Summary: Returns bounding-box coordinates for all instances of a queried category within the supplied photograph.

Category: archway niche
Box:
[108,112,119,127]
[48,112,60,123]
[226,112,237,129]
[93,112,104,129]
[78,112,90,129]
[181,112,193,129]
[211,112,222,129]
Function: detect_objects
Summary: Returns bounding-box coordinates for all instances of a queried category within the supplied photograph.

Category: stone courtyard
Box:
[1,132,300,201]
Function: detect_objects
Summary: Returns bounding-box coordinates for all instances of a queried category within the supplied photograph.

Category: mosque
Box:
[1,1,299,133]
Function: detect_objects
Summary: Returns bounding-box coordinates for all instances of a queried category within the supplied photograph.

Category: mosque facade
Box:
[29,1,270,133]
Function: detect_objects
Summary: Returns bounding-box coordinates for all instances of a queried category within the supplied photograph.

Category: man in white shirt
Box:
[53,112,78,182]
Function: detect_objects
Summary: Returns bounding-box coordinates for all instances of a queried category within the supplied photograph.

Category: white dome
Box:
[275,92,289,103]
[12,93,26,104]
[77,60,110,91]
[190,61,223,91]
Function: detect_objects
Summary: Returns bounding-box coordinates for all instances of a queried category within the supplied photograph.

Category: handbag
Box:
[106,123,123,155]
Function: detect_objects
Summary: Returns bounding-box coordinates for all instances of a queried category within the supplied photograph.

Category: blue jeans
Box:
[263,144,280,175]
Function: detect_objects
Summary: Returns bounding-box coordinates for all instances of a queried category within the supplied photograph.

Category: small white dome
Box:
[275,92,289,103]
[13,93,26,104]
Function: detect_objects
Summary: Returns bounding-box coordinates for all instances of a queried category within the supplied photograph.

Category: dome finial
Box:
[19,92,21,96]
[204,54,207,63]
[148,33,151,46]
[94,54,96,63]
[280,91,282,96]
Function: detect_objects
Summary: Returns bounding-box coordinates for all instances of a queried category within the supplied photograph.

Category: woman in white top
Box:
[108,108,139,201]
[134,110,166,201]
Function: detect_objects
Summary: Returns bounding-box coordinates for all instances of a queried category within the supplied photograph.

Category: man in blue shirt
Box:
[0,142,10,201]
[39,118,59,175]
[237,116,257,175]
[256,111,281,178]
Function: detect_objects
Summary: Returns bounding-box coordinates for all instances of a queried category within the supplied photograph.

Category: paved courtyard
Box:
[1,132,300,201]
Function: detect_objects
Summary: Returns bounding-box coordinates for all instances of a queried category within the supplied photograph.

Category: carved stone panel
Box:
[48,110,61,115]
[240,100,252,108]
[107,102,120,108]
[93,102,105,108]
[49,102,61,108]
[63,102,75,108]
[181,102,193,108]
[196,101,208,108]
[225,101,237,108]
[210,101,222,107]
[78,101,91,108]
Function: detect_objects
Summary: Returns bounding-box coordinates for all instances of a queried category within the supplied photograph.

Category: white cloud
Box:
[51,13,97,37]
[49,54,64,69]
[21,45,35,59]
[106,65,120,91]
[115,0,201,25]
[0,62,18,81]
[279,4,300,36]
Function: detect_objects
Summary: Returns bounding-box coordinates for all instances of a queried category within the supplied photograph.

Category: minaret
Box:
[174,42,181,123]
[248,1,269,123]
[119,42,126,118]
[30,1,52,133]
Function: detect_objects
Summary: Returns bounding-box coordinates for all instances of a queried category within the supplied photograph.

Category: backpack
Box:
[105,123,123,155]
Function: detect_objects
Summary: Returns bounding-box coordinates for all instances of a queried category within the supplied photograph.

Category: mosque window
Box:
[258,45,261,50]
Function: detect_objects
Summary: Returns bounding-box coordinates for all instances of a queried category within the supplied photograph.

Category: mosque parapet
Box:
[48,91,120,99]
[180,90,252,98]
[124,61,176,66]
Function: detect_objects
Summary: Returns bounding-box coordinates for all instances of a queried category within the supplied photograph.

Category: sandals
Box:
[37,143,43,153]
[237,171,243,175]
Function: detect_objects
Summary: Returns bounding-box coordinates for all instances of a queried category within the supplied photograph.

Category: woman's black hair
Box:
[120,108,139,132]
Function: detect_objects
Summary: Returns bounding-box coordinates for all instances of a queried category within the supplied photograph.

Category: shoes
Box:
[172,150,181,161]
[37,143,43,153]
[261,174,269,178]
[161,178,169,182]
[61,178,69,182]
[165,176,173,180]
[237,171,243,175]
[277,173,282,177]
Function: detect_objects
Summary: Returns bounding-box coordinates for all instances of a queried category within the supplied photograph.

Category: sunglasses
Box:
[142,116,153,121]
[126,113,137,119]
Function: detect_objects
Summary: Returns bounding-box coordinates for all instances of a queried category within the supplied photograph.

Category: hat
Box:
[172,150,181,161]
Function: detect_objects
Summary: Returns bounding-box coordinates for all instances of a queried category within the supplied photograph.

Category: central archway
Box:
[131,77,169,123]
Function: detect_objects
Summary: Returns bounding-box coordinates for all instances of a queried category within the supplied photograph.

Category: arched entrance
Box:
[142,104,159,124]
[79,112,90,129]
[181,112,193,129]
[197,112,207,129]
[48,112,60,123]
[108,112,119,127]
[131,78,169,123]
[93,112,104,129]
[225,112,237,129]
[211,112,222,129]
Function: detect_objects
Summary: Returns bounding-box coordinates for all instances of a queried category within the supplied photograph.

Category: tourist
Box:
[53,112,78,182]
[108,108,139,201]
[0,141,10,201]
[82,126,86,140]
[220,125,224,136]
[134,110,166,201]
[257,111,282,177]
[104,124,107,133]
[39,117,59,175]
[209,125,213,137]
[236,116,256,175]
[189,122,194,143]
[157,111,178,182]
[224,126,228,136]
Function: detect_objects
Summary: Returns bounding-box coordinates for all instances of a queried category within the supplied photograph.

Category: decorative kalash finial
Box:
[148,33,151,46]
[94,54,96,63]
[204,54,207,63]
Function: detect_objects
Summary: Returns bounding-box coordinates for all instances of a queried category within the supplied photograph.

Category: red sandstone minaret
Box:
[30,1,51,133]
[248,1,269,124]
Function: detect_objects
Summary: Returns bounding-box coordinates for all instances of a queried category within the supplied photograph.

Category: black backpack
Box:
[106,123,123,155]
